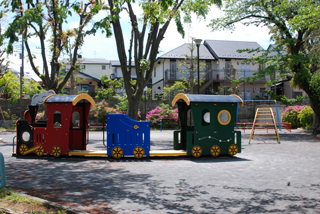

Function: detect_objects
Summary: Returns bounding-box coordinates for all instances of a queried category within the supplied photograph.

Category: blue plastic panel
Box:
[107,114,150,157]
[0,152,6,189]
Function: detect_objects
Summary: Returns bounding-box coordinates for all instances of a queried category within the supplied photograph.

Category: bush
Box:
[298,106,314,129]
[90,100,117,123]
[282,105,309,129]
[146,103,179,129]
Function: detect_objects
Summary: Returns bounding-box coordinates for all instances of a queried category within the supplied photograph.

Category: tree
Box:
[215,66,243,95]
[209,0,320,130]
[98,0,222,119]
[2,0,104,93]
[0,71,44,103]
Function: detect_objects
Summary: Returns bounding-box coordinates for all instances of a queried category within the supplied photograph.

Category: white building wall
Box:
[81,63,113,79]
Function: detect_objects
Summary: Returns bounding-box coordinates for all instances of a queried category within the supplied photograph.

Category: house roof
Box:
[78,72,100,81]
[78,58,110,64]
[110,60,135,67]
[61,58,110,64]
[158,43,216,60]
[204,40,263,59]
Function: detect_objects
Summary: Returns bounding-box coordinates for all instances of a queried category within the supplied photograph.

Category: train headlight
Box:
[22,132,30,142]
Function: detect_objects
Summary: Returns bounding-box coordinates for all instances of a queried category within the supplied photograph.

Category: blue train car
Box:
[107,114,150,158]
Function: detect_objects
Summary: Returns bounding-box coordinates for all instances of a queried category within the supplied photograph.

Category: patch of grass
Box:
[0,188,69,214]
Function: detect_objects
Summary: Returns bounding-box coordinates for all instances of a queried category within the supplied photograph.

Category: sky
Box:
[4,3,273,81]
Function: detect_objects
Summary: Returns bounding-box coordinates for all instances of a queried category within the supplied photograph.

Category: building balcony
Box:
[164,69,269,83]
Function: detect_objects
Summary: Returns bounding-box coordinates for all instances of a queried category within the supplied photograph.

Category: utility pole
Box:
[20,33,24,119]
[69,40,75,95]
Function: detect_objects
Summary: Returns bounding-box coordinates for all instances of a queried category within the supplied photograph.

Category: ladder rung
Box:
[251,136,278,138]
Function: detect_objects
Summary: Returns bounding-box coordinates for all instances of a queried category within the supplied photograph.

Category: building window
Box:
[154,67,156,77]
[293,91,303,98]
[102,65,106,70]
[77,85,89,92]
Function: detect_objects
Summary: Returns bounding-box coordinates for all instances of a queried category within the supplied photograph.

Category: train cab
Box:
[172,93,243,158]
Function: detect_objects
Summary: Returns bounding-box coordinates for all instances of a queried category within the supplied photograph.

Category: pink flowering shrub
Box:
[146,103,179,129]
[282,105,310,128]
[35,111,45,121]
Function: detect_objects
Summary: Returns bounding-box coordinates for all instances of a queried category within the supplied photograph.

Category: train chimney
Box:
[28,104,39,123]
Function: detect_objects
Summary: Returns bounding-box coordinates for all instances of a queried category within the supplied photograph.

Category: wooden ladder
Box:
[249,108,280,144]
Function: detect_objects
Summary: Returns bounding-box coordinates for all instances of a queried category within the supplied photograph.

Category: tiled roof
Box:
[158,43,215,60]
[78,58,110,64]
[204,40,263,59]
[110,60,135,67]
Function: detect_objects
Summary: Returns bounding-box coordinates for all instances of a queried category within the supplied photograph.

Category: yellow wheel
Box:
[35,145,44,156]
[52,146,62,157]
[191,145,202,158]
[19,144,28,156]
[112,147,123,159]
[133,146,145,159]
[228,144,238,156]
[210,145,221,157]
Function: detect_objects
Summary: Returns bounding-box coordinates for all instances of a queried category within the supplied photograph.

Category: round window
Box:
[22,131,30,142]
[217,110,231,125]
[203,112,210,123]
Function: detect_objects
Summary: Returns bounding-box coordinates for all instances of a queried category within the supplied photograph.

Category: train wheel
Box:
[112,147,123,159]
[228,144,238,156]
[19,144,28,156]
[133,146,145,159]
[35,145,44,156]
[52,146,62,157]
[210,145,221,157]
[191,145,202,158]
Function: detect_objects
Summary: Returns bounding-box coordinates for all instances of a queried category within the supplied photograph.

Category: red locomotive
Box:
[16,94,95,157]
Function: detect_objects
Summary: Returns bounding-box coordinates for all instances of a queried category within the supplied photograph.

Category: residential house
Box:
[63,71,100,94]
[152,43,215,99]
[153,40,270,100]
[77,57,113,79]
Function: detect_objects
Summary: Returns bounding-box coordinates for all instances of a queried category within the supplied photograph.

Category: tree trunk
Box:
[127,89,144,120]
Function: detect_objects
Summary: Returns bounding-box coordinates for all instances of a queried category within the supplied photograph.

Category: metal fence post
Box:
[0,152,6,189]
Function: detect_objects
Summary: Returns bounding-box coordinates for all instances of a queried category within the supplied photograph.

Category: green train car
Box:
[172,93,243,158]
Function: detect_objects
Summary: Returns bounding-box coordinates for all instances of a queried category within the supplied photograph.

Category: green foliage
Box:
[282,105,310,129]
[163,81,187,100]
[2,109,18,128]
[146,103,179,129]
[90,99,117,123]
[0,72,44,103]
[95,78,124,100]
[268,91,306,106]
[298,106,314,129]
[115,95,129,113]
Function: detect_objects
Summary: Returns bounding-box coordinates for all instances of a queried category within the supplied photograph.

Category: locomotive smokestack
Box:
[28,104,39,123]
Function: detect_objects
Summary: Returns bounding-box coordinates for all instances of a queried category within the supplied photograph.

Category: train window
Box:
[187,109,194,126]
[53,111,61,127]
[72,112,80,127]
[202,110,210,126]
[217,110,231,125]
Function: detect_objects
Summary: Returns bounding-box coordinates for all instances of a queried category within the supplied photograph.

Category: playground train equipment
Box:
[13,93,244,159]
